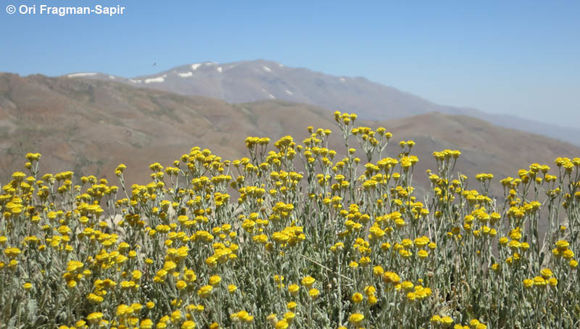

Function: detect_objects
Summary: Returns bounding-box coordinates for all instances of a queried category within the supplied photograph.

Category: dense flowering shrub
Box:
[0,112,578,328]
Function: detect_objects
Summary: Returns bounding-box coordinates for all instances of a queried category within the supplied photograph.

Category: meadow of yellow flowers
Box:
[1,111,578,328]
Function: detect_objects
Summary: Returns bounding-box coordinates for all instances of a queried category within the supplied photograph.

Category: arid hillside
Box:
[67,60,580,146]
[1,73,578,196]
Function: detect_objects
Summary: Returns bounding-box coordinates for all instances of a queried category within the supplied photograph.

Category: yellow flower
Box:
[87,293,103,304]
[352,292,364,303]
[368,294,378,305]
[184,269,197,282]
[66,260,84,272]
[309,288,320,298]
[288,284,300,295]
[283,311,296,321]
[231,310,254,322]
[431,315,442,323]
[141,319,154,329]
[400,281,414,291]
[181,320,196,329]
[540,268,553,279]
[348,313,364,325]
[157,322,168,329]
[555,240,569,250]
[359,256,371,265]
[116,304,133,317]
[176,280,187,290]
[373,265,384,276]
[115,163,127,175]
[171,310,183,322]
[25,153,41,161]
[209,275,222,286]
[383,271,401,284]
[23,282,32,290]
[401,238,413,248]
[562,249,574,259]
[132,270,143,280]
[197,285,213,298]
[120,280,136,289]
[228,284,237,293]
[533,276,547,286]
[86,312,103,323]
[441,316,454,325]
[406,292,417,301]
[301,276,315,288]
[275,320,289,329]
[3,247,21,258]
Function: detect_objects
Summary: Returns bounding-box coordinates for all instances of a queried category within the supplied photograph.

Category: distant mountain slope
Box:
[65,59,580,146]
[465,110,580,147]
[0,72,337,184]
[68,60,455,119]
[383,112,578,187]
[1,73,578,198]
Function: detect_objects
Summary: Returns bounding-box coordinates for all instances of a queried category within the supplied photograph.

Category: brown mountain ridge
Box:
[1,73,578,197]
[66,59,580,146]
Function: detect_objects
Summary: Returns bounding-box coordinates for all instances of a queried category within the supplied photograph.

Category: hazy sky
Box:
[1,0,579,128]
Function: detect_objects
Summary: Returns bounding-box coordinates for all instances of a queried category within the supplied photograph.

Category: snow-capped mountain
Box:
[65,60,580,145]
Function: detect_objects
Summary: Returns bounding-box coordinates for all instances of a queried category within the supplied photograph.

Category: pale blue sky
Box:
[1,0,579,127]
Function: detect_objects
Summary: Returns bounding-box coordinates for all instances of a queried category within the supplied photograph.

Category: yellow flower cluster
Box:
[0,111,578,328]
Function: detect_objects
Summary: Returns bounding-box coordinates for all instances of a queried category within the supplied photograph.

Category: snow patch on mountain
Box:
[67,73,97,78]
[178,72,193,78]
[144,75,166,83]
